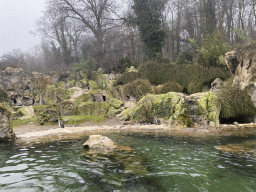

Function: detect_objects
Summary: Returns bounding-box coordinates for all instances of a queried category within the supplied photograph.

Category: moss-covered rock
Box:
[118,108,133,121]
[107,107,122,117]
[78,101,110,116]
[62,115,106,124]
[130,92,221,127]
[198,92,221,125]
[108,98,124,109]
[0,103,15,140]
[36,87,74,105]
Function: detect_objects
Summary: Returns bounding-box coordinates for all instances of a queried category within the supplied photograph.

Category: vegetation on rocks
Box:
[217,85,256,120]
[122,79,152,100]
[139,62,230,93]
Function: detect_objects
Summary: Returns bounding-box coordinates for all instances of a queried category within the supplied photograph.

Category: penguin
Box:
[155,116,161,125]
[58,118,65,128]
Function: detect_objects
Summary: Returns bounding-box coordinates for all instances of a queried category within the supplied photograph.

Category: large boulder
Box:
[129,92,220,127]
[226,45,256,106]
[83,135,122,151]
[0,88,15,140]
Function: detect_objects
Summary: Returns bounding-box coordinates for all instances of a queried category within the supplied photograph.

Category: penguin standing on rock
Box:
[58,118,65,128]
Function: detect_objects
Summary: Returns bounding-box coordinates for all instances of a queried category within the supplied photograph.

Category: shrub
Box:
[158,81,183,94]
[175,51,193,65]
[113,72,141,86]
[139,62,230,94]
[217,85,256,119]
[115,56,132,73]
[73,56,96,72]
[195,32,230,67]
[122,79,152,100]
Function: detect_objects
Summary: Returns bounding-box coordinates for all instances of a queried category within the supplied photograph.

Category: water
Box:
[0,131,256,192]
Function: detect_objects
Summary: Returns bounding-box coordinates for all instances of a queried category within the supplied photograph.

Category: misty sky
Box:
[0,0,46,56]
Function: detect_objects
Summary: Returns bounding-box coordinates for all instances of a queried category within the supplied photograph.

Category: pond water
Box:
[0,131,256,192]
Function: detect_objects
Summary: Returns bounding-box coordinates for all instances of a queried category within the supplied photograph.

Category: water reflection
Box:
[0,132,255,191]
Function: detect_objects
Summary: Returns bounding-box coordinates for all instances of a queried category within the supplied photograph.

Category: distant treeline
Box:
[1,0,256,73]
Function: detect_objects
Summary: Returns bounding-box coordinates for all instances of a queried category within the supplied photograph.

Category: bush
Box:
[157,81,183,94]
[175,51,193,65]
[115,56,132,73]
[139,62,230,94]
[113,72,141,86]
[122,79,152,100]
[217,85,256,119]
[73,56,96,72]
[195,32,230,67]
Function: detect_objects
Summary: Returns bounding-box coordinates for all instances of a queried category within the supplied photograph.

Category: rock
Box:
[0,89,15,140]
[83,135,119,150]
[225,51,240,74]
[227,45,256,107]
[130,92,220,127]
[211,78,224,93]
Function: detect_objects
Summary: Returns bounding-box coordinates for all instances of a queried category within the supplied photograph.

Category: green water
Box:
[0,132,256,192]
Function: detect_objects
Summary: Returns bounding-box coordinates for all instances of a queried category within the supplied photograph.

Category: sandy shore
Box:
[13,118,256,143]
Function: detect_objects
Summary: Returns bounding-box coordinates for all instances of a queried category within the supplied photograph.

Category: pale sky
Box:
[0,0,47,56]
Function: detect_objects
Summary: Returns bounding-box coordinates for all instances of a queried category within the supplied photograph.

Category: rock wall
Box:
[225,45,256,106]
[0,88,15,140]
[126,92,220,127]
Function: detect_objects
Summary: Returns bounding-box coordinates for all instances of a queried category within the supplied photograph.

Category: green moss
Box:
[119,108,133,121]
[89,80,98,89]
[11,107,27,118]
[38,87,74,105]
[198,92,221,125]
[131,92,186,124]
[108,98,124,109]
[33,105,48,115]
[74,93,93,104]
[78,101,110,116]
[62,115,106,124]
[12,116,38,128]
[107,107,122,117]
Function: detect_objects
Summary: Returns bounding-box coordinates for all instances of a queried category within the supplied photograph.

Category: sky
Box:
[0,0,47,57]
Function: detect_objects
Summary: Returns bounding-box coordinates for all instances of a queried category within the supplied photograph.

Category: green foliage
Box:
[115,56,132,73]
[157,81,183,94]
[77,101,110,116]
[113,72,141,86]
[122,79,152,100]
[73,56,96,72]
[0,88,10,103]
[196,32,230,67]
[175,51,193,65]
[139,62,230,94]
[233,28,248,43]
[131,0,167,59]
[217,85,256,119]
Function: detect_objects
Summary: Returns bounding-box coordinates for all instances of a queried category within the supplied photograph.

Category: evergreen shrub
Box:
[139,62,230,94]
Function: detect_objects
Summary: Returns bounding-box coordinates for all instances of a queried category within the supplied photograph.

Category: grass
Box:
[62,115,106,124]
[12,117,38,128]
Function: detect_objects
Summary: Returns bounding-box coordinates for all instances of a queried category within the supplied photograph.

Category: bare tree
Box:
[52,0,118,67]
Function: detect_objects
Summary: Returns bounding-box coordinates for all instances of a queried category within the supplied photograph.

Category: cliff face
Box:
[225,44,256,106]
[0,88,15,140]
